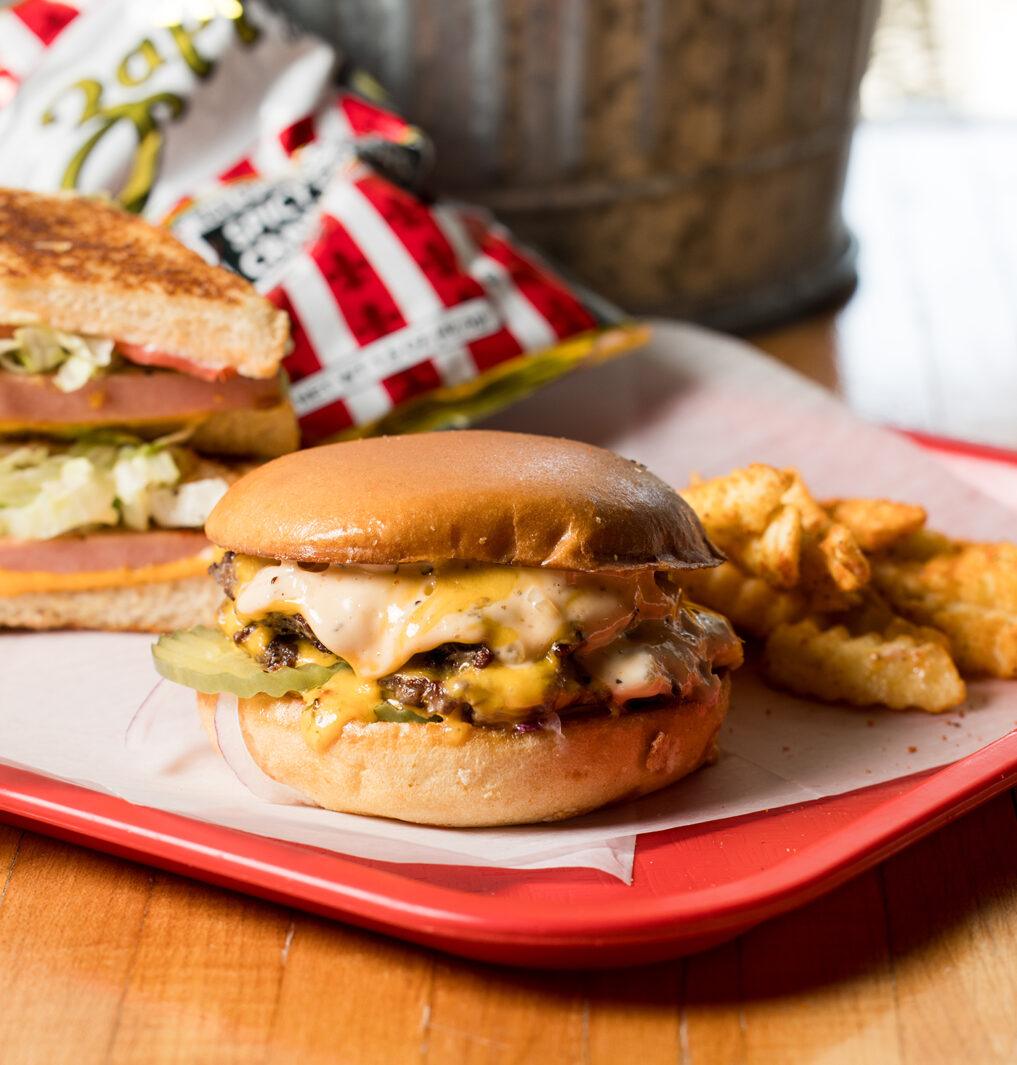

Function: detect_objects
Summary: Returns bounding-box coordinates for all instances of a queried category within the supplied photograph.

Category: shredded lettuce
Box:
[0,325,115,392]
[0,445,118,539]
[149,476,231,529]
[112,446,179,529]
[0,439,226,540]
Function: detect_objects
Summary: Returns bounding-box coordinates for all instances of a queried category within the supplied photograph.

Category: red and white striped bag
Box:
[0,0,644,443]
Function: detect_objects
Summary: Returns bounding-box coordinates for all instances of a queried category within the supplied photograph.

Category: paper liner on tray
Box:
[2,324,1016,882]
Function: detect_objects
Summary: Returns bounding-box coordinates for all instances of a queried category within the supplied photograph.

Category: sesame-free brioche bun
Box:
[198,676,730,827]
[205,430,723,572]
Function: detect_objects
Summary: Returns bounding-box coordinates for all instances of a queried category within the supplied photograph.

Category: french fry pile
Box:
[677,464,1017,713]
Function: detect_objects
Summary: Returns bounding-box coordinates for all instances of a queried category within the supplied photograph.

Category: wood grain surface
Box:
[3,120,1017,1063]
[3,795,1017,1063]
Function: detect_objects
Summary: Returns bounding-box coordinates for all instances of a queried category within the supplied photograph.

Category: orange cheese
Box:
[0,549,214,596]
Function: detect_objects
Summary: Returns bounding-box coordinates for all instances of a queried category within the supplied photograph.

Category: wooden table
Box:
[3,120,1017,1063]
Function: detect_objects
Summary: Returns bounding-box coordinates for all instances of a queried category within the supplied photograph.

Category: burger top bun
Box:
[206,430,723,572]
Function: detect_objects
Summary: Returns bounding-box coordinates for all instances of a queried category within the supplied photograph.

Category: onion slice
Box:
[125,678,173,752]
[542,711,565,742]
[515,711,565,741]
[125,678,205,773]
[213,692,312,805]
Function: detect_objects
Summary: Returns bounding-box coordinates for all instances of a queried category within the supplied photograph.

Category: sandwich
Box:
[0,186,296,631]
[152,430,743,826]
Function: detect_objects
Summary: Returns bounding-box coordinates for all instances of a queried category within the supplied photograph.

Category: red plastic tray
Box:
[2,726,1017,968]
[3,429,1015,967]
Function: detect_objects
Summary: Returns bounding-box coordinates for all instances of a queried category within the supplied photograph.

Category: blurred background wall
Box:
[864,0,1017,119]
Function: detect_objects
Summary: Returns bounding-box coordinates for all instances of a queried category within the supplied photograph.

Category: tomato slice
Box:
[0,326,234,381]
[116,340,236,381]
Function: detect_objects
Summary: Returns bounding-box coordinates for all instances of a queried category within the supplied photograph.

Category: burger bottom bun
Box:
[197,675,731,827]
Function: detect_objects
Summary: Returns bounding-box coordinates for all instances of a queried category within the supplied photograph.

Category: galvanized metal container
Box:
[277,0,879,330]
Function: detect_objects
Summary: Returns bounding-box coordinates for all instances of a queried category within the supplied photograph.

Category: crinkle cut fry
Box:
[818,523,870,592]
[825,588,950,650]
[873,542,1017,678]
[680,464,792,535]
[681,461,1017,708]
[888,542,1017,612]
[676,561,808,639]
[721,504,802,589]
[873,578,1017,679]
[762,618,966,713]
[825,497,927,553]
[683,464,872,597]
[932,602,1017,679]
[781,471,829,532]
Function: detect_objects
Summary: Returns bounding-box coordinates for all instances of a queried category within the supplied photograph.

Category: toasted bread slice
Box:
[185,397,300,459]
[0,187,289,379]
[0,576,222,632]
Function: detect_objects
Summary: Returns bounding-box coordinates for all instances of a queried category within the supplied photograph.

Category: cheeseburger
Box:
[153,431,742,826]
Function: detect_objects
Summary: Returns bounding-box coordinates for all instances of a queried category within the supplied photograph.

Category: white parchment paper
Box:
[2,323,1016,883]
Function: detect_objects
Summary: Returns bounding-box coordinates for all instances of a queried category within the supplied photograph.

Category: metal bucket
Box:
[278,0,879,331]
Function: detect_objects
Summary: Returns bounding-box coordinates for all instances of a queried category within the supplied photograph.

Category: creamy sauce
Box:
[233,560,676,679]
[445,653,571,723]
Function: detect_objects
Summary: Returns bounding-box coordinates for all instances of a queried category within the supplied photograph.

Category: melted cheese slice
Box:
[233,560,677,679]
[0,550,213,596]
[302,671,384,752]
[300,671,475,751]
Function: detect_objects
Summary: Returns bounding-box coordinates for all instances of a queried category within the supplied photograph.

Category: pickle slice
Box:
[152,626,349,698]
[373,703,441,724]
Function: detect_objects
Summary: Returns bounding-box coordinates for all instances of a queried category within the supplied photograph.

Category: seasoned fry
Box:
[679,460,1016,710]
[677,561,808,639]
[897,542,1017,612]
[680,464,792,535]
[736,504,803,588]
[825,498,927,553]
[931,603,1017,678]
[818,523,871,592]
[780,471,830,533]
[795,530,865,613]
[762,619,966,713]
[881,528,955,563]
[708,503,804,589]
[683,464,870,596]
[873,550,1017,678]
